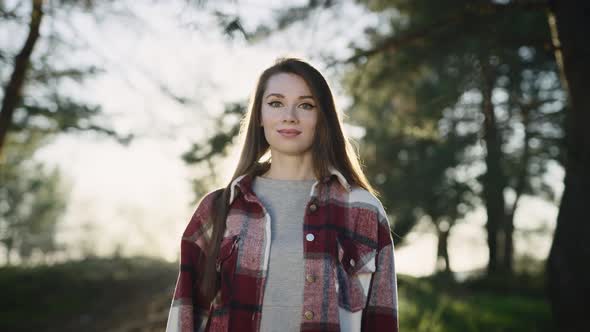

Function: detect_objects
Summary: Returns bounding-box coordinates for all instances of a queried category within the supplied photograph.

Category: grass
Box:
[398,273,553,332]
[0,256,177,332]
[0,258,553,331]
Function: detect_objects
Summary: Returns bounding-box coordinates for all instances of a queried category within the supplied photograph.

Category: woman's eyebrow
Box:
[265,93,314,100]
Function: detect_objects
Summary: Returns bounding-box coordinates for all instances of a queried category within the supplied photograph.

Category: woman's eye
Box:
[300,103,315,110]
[267,101,315,110]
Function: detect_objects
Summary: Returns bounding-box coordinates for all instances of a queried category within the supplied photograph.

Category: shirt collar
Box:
[228,165,351,205]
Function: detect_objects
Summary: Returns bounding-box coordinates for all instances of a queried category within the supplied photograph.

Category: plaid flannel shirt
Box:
[166,167,399,331]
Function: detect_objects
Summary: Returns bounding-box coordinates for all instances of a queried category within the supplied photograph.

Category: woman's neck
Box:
[260,154,316,181]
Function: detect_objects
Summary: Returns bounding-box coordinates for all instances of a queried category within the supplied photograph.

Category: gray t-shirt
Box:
[252,175,316,332]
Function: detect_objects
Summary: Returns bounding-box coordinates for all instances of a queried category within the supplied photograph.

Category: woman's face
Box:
[260,72,318,157]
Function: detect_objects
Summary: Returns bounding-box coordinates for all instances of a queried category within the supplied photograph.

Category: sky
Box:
[5,0,562,276]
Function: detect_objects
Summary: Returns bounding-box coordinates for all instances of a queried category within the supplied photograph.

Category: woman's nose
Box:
[282,105,298,122]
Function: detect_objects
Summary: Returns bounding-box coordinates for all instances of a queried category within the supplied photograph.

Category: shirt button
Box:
[304,310,314,320]
[309,203,318,212]
[305,233,315,242]
[350,258,356,267]
[306,274,316,283]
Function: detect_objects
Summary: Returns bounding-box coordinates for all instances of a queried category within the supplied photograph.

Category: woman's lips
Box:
[278,129,301,137]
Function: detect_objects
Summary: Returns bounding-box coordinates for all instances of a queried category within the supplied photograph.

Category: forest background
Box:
[1,0,588,331]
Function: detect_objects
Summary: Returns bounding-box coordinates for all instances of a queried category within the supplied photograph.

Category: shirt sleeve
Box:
[166,192,218,332]
[361,207,399,332]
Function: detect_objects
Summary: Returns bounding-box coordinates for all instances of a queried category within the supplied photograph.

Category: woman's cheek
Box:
[260,110,274,127]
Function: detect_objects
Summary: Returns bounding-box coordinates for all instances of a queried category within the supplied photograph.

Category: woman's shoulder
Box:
[347,185,388,222]
[195,188,224,212]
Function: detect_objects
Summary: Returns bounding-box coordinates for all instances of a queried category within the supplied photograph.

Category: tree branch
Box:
[0,0,45,160]
[329,0,549,67]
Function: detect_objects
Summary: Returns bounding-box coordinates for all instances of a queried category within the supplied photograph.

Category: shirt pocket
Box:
[335,236,377,312]
[213,234,241,308]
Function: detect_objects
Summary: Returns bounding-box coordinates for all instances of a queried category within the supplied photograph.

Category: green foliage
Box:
[334,2,564,273]
[398,274,552,331]
[182,101,246,200]
[0,256,177,331]
[341,46,481,245]
[0,0,131,151]
[0,132,68,264]
[345,0,563,197]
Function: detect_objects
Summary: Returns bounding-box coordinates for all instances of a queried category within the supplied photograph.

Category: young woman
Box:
[166,57,399,332]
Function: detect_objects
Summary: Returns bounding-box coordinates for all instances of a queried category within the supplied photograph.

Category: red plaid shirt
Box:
[166,167,399,331]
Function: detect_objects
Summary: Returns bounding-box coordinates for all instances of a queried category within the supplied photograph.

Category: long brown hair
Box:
[199,56,379,303]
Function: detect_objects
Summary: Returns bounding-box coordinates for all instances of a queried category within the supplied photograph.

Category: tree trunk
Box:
[4,239,13,266]
[480,64,506,275]
[436,226,451,274]
[0,0,44,159]
[546,1,590,331]
[503,106,532,273]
